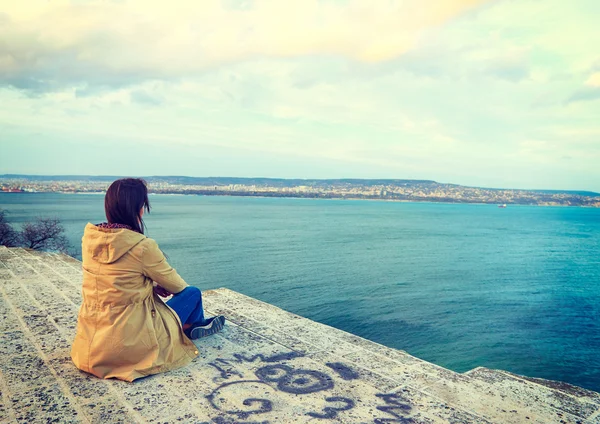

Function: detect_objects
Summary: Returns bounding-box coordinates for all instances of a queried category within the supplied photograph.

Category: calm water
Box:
[2,193,599,392]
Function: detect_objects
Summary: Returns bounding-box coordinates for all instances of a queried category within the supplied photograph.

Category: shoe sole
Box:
[190,316,225,339]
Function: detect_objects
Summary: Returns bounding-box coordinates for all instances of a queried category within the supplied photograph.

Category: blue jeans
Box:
[166,286,208,326]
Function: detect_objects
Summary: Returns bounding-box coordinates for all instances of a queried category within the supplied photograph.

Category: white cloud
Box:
[1,0,600,191]
[0,0,487,90]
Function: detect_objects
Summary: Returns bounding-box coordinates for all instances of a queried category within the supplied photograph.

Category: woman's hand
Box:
[153,285,172,298]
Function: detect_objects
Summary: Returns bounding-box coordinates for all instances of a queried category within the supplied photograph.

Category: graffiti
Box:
[199,418,270,424]
[208,352,304,381]
[203,350,424,423]
[208,362,244,380]
[374,392,416,424]
[207,380,274,419]
[240,352,304,363]
[210,417,270,424]
[205,351,361,421]
[306,396,355,419]
[325,362,360,380]
[255,364,334,394]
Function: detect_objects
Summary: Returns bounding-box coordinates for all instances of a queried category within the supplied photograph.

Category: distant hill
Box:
[145,176,437,188]
[532,189,600,197]
[0,174,437,187]
[0,174,122,182]
[1,174,598,197]
[468,184,600,197]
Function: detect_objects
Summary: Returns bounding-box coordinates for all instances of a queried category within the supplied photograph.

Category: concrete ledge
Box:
[0,246,599,423]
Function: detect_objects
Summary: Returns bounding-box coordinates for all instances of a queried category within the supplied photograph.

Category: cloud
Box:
[566,71,600,104]
[2,0,600,192]
[0,0,488,92]
[130,89,164,106]
[484,56,530,82]
[566,88,600,104]
[585,72,600,87]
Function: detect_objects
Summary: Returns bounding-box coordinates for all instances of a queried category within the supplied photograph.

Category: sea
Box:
[1,192,599,392]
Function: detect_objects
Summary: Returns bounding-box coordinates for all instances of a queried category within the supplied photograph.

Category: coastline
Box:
[2,190,598,208]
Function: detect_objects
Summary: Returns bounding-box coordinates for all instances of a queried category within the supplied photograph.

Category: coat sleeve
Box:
[142,238,188,294]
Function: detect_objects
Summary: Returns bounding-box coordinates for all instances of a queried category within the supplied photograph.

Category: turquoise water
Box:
[1,193,599,392]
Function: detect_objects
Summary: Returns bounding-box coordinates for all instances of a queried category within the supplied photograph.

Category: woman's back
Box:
[71,222,198,382]
[81,223,148,305]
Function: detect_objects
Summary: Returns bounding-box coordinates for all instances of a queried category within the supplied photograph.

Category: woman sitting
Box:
[71,178,225,382]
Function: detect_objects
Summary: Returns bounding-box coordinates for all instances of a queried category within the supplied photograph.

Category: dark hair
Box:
[104,178,151,234]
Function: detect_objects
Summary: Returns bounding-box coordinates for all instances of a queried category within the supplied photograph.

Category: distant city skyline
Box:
[2,174,598,206]
[1,1,599,192]
[2,174,599,197]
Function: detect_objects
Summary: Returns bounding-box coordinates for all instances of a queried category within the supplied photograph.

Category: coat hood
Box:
[83,223,147,264]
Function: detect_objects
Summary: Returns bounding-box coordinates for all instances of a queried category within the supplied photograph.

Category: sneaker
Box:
[188,315,225,339]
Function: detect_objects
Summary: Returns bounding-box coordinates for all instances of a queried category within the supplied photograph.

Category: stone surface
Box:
[0,245,599,423]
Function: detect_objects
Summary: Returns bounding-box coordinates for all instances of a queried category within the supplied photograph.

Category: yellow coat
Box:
[71,223,199,382]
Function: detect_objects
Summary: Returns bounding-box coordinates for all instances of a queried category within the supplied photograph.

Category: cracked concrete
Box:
[0,245,598,423]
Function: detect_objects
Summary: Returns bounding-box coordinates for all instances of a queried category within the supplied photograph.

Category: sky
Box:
[1,0,599,191]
